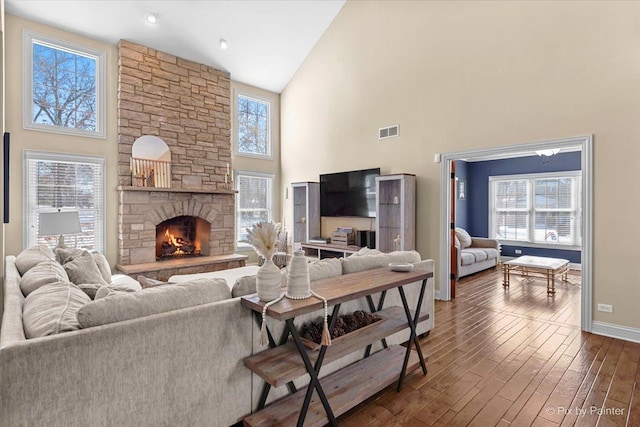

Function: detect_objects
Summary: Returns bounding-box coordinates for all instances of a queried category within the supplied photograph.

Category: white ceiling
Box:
[5,0,346,93]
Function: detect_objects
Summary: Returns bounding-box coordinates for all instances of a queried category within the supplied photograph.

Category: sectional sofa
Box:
[1,246,434,426]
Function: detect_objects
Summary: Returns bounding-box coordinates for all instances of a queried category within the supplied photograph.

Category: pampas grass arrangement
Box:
[244,221,281,260]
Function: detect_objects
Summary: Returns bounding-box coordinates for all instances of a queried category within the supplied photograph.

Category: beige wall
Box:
[230,81,281,263]
[2,14,119,268]
[281,1,640,328]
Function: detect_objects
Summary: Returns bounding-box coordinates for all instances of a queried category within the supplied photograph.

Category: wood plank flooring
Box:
[338,269,640,427]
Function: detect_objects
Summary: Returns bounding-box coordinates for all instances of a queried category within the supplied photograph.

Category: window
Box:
[235,171,274,249]
[24,151,105,251]
[235,92,271,158]
[23,30,105,138]
[489,171,582,247]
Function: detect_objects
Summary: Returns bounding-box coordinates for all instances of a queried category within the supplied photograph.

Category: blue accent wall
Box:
[459,151,582,263]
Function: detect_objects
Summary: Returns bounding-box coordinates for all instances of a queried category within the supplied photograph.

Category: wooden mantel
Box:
[117,186,238,194]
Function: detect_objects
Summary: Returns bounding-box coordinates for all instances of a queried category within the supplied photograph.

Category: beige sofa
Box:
[456,236,501,279]
[1,249,434,426]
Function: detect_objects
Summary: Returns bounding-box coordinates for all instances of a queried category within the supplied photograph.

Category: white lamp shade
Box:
[38,211,82,236]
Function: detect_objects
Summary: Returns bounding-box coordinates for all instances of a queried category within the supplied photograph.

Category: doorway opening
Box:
[439,135,593,332]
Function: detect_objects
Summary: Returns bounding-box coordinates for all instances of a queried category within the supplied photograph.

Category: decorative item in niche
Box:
[130,135,171,188]
[458,180,466,200]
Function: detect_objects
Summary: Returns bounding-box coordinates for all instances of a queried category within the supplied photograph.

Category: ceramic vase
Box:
[256,258,282,301]
[286,250,311,299]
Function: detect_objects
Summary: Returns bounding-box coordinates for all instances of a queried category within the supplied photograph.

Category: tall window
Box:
[24,151,105,251]
[23,31,105,138]
[235,92,271,158]
[236,171,274,248]
[489,171,582,247]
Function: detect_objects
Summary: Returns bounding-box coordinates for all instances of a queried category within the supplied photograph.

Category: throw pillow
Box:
[231,275,257,298]
[341,254,389,274]
[23,281,90,338]
[110,274,143,292]
[63,250,109,288]
[94,286,131,300]
[91,252,112,284]
[19,260,69,297]
[77,282,138,299]
[54,247,84,264]
[455,228,472,249]
[15,245,57,276]
[454,236,461,248]
[385,250,421,264]
[77,278,231,328]
[138,275,172,288]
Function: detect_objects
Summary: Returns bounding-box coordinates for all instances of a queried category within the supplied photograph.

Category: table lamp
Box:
[38,210,82,248]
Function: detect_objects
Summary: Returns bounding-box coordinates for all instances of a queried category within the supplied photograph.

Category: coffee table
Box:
[503,255,569,295]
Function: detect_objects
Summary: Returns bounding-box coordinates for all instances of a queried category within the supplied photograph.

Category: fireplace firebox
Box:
[155,216,211,260]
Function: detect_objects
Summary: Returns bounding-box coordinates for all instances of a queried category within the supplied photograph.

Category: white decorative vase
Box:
[256,258,282,301]
[286,251,311,299]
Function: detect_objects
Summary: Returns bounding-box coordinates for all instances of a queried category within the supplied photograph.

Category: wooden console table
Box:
[299,242,362,259]
[241,267,432,427]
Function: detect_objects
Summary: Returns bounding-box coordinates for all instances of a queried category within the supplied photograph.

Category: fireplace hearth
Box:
[156,215,211,260]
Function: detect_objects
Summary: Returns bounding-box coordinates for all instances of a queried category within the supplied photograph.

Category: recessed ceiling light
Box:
[146,13,158,24]
[219,39,229,50]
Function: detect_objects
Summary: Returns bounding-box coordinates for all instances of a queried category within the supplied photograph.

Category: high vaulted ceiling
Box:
[5,0,346,93]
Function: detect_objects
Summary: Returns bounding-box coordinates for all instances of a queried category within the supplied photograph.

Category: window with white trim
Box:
[24,30,105,138]
[235,171,274,249]
[24,151,105,251]
[235,92,271,158]
[489,171,582,247]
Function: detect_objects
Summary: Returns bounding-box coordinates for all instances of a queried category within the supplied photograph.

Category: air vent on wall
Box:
[379,124,399,140]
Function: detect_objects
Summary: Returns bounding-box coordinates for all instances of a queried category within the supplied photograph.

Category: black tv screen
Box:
[320,168,380,218]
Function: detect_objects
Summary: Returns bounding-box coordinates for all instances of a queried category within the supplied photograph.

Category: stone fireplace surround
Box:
[115,41,246,280]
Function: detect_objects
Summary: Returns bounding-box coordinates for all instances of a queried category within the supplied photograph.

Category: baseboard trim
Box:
[434,290,442,300]
[591,321,640,344]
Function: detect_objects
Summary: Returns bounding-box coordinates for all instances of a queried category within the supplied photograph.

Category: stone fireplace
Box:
[115,41,246,280]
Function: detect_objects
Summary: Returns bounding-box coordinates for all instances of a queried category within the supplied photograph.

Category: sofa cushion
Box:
[63,250,109,288]
[483,248,499,260]
[92,252,112,284]
[350,247,383,257]
[94,286,131,300]
[460,251,475,266]
[15,245,57,275]
[20,260,69,297]
[455,228,472,249]
[23,281,90,338]
[463,248,488,263]
[77,278,231,328]
[341,254,388,274]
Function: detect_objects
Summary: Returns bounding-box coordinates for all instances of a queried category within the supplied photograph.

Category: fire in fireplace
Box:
[155,216,211,260]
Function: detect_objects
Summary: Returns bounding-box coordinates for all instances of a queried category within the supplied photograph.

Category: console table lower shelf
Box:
[243,345,420,427]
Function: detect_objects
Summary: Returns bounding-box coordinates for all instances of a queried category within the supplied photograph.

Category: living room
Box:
[1,1,639,426]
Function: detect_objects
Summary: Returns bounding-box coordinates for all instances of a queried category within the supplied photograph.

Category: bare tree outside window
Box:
[32,42,97,131]
[237,95,270,156]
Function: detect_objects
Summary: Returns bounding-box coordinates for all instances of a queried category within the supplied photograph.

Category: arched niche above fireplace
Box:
[131,135,172,188]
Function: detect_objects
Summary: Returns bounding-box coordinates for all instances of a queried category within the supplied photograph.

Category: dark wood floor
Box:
[340,268,640,427]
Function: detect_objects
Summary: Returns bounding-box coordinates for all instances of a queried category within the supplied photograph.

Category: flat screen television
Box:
[320,168,380,218]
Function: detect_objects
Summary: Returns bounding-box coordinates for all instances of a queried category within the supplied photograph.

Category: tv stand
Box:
[300,242,362,259]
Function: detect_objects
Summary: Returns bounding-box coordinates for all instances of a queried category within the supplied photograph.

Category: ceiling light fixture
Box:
[535,148,561,157]
[146,13,158,24]
[219,39,229,50]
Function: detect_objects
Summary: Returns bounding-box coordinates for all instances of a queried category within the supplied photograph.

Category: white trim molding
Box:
[438,135,593,334]
[592,321,640,344]
[23,30,106,139]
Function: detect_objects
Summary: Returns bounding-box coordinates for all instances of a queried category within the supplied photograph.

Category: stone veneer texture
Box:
[117,40,231,190]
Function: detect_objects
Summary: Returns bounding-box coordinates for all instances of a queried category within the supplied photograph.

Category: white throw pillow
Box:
[455,228,472,249]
